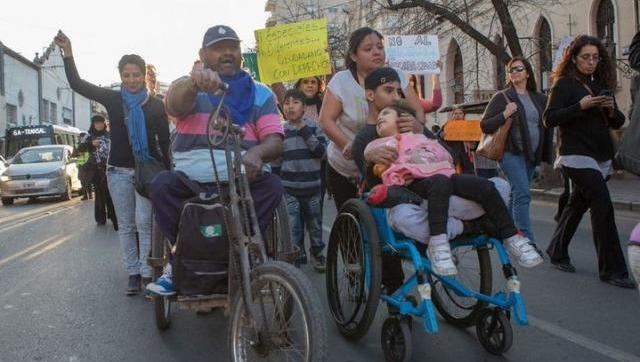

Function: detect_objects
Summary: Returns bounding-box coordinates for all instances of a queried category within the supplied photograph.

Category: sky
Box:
[0,0,270,86]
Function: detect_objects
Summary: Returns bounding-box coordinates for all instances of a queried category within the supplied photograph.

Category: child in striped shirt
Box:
[278,89,328,272]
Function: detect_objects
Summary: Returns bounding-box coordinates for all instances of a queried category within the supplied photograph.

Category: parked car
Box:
[0,145,82,205]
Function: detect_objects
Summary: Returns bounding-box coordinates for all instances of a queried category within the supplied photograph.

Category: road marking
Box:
[528,315,640,362]
[22,235,71,261]
[320,225,640,361]
[0,235,60,267]
[0,199,80,226]
[0,203,79,233]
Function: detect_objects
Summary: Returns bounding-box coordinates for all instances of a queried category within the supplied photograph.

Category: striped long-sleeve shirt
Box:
[273,119,327,196]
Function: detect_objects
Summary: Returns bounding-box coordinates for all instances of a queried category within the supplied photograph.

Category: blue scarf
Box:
[121,88,151,161]
[207,69,255,125]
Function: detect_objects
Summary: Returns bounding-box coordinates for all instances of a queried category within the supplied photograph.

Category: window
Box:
[494,35,506,89]
[453,42,464,104]
[6,104,17,125]
[50,102,57,123]
[596,0,617,81]
[42,99,50,122]
[62,107,73,125]
[538,18,552,91]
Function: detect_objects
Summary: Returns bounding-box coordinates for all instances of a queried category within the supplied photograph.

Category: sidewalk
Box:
[531,173,640,213]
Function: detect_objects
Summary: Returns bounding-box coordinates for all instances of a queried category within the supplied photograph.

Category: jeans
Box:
[284,192,325,257]
[107,166,153,278]
[499,152,536,242]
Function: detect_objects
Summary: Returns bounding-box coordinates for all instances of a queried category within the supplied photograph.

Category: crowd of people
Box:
[53,22,639,298]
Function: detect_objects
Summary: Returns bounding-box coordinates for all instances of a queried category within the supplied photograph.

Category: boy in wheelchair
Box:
[352,68,543,285]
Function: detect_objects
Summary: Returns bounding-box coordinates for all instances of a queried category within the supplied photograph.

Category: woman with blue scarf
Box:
[55,31,171,296]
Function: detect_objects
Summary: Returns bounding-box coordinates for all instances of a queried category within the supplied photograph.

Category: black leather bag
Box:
[133,157,166,197]
[123,99,166,198]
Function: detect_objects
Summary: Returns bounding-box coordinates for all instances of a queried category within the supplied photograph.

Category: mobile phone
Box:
[598,89,613,97]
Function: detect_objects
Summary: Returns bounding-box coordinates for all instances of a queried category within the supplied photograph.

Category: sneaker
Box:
[146,273,176,296]
[427,243,457,276]
[126,275,141,296]
[505,234,544,268]
[311,254,326,273]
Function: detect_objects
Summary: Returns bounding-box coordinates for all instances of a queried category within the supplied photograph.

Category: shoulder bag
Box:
[476,92,513,161]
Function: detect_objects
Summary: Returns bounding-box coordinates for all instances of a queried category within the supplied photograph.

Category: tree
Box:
[381,0,560,65]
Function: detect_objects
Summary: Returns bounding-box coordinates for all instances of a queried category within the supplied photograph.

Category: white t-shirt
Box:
[326,68,409,178]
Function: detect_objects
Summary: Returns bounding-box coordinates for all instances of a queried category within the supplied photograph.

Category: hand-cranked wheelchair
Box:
[147,85,327,361]
[325,198,530,361]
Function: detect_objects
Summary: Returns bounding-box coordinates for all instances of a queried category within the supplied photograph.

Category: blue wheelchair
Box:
[325,198,530,361]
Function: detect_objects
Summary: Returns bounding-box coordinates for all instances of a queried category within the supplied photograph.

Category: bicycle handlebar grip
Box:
[219,82,229,92]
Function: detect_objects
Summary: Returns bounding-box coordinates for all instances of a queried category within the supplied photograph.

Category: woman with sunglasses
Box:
[481,56,554,246]
[543,35,633,289]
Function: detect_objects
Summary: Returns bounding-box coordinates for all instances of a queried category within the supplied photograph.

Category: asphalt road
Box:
[0,197,639,362]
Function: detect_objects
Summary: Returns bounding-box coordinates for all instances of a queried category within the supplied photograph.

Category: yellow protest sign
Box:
[442,119,482,141]
[255,19,331,84]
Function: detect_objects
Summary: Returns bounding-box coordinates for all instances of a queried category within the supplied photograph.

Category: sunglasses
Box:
[509,66,526,73]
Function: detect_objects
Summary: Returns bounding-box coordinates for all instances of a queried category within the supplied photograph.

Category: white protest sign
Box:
[553,35,574,70]
[385,34,440,74]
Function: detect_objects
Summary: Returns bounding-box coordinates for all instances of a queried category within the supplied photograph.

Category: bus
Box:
[4,124,83,158]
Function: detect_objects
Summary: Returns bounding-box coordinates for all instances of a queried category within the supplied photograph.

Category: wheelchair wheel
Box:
[430,244,492,328]
[326,199,382,340]
[151,220,171,330]
[229,261,327,362]
[265,196,294,263]
[476,308,513,355]
[381,317,412,362]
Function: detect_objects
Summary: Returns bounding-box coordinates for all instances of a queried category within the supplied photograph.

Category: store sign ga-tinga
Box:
[11,127,48,137]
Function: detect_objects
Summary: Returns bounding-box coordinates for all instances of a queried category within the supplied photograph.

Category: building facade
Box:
[0,40,92,152]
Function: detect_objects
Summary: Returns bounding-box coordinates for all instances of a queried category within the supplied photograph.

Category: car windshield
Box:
[13,148,64,164]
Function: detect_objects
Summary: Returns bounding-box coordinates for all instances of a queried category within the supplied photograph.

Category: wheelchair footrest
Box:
[177,294,228,312]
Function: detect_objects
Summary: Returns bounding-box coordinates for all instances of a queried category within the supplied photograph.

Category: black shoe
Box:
[97,220,106,225]
[550,258,576,273]
[126,275,141,296]
[81,196,89,201]
[112,221,119,231]
[601,277,636,289]
[311,254,326,273]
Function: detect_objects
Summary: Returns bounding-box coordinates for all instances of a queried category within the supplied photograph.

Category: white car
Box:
[0,145,82,205]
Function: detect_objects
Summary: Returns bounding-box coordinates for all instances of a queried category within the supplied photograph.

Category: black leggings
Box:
[547,167,628,280]
[408,174,451,235]
[450,174,518,239]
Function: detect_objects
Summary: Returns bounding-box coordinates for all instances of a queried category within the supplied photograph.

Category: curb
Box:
[531,189,640,213]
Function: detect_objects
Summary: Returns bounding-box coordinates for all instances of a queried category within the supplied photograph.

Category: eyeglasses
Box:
[577,54,600,62]
[509,66,526,73]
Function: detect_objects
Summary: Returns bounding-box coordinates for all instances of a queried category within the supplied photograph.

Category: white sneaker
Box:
[427,242,458,276]
[505,234,543,268]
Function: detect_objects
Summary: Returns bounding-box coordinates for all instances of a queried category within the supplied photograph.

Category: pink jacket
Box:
[365,133,455,186]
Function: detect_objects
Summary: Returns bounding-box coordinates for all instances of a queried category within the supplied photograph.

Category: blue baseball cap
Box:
[202,25,240,48]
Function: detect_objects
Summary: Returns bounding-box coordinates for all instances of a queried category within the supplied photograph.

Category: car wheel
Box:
[1,197,14,205]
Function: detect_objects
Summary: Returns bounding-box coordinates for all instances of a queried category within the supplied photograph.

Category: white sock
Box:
[429,234,448,248]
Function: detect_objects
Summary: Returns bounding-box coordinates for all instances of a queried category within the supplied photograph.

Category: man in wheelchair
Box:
[145,25,284,296]
[351,68,543,294]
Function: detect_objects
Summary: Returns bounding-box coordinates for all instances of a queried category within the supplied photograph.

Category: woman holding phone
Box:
[543,35,634,289]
